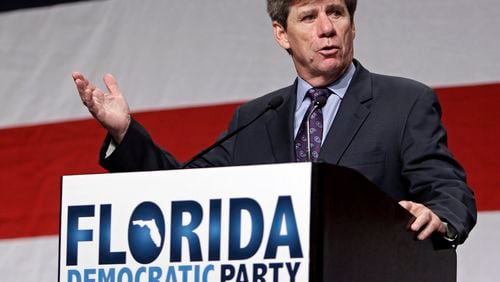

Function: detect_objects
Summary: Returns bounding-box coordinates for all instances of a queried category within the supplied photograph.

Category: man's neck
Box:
[300,65,351,87]
[296,62,355,104]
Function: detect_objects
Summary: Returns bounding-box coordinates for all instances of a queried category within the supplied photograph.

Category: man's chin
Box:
[316,62,346,78]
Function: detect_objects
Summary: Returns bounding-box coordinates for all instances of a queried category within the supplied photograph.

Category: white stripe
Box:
[356,0,500,88]
[457,211,500,282]
[0,0,499,128]
[0,235,58,281]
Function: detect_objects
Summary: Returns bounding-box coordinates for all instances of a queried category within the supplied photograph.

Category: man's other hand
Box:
[399,200,446,240]
[72,72,131,144]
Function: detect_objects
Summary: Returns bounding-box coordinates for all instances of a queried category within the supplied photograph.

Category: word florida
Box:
[65,196,304,266]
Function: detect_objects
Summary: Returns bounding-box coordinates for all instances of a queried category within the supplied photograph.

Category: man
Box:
[73,0,476,245]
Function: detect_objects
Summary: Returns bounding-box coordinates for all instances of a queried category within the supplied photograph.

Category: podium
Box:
[309,163,456,281]
[59,163,456,282]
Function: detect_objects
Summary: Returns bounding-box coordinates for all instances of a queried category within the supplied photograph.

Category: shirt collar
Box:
[296,62,356,110]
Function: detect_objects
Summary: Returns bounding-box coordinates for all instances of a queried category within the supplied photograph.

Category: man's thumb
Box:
[103,73,121,95]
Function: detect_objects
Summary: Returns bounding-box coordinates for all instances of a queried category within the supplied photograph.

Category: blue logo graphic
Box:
[128,202,165,264]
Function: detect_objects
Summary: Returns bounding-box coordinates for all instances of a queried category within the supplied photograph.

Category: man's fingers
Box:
[73,73,92,100]
[398,200,447,240]
[74,78,85,93]
[86,88,105,115]
[74,73,90,88]
[417,215,444,240]
[73,73,102,108]
[410,211,431,232]
[73,73,115,98]
[417,223,435,240]
[398,200,412,211]
[82,88,93,107]
[399,200,422,216]
[72,72,83,81]
[103,73,121,95]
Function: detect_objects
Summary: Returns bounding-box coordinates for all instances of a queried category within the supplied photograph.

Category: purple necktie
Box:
[294,88,331,162]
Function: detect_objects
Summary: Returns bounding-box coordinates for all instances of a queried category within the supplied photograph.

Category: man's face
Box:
[273,0,355,86]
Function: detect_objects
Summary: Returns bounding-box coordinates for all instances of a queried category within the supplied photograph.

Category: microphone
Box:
[181,95,284,168]
[305,95,328,161]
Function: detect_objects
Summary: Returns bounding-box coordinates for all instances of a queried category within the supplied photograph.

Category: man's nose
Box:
[317,13,335,37]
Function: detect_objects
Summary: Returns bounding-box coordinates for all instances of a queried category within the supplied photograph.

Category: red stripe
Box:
[0,103,239,239]
[0,83,499,239]
[437,83,500,212]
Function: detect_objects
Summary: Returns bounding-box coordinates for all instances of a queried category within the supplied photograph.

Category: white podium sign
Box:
[59,163,312,282]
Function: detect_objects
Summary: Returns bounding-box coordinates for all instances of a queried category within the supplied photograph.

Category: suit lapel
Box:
[320,63,373,164]
[266,82,297,163]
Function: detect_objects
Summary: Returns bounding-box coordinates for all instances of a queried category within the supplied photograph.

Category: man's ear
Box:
[272,21,290,50]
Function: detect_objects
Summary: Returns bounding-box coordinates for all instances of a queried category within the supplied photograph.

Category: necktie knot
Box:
[306,88,331,103]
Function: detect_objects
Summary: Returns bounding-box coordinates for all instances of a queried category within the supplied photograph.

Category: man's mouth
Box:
[318,46,339,56]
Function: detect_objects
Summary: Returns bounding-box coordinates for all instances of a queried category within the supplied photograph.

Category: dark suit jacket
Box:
[101,60,476,244]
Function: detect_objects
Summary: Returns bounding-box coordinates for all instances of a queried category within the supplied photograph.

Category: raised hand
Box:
[72,72,131,144]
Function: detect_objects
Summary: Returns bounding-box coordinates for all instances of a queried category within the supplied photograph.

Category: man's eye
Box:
[328,9,344,18]
[301,15,315,22]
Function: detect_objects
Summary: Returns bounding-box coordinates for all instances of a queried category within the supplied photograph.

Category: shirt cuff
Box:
[105,138,117,158]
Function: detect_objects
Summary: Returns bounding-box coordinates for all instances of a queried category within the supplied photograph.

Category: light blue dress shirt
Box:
[294,63,356,144]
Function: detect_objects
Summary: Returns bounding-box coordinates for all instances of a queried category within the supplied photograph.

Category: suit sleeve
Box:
[99,110,240,172]
[400,88,477,244]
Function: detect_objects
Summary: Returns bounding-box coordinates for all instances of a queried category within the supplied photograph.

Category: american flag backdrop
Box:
[0,0,499,281]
